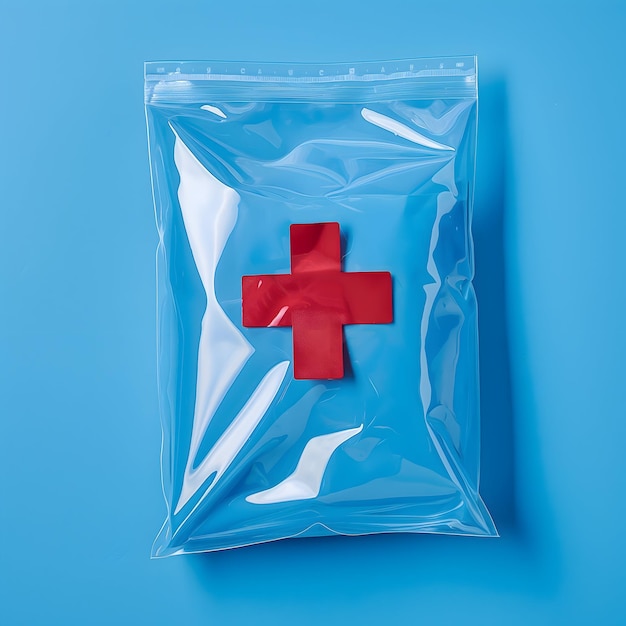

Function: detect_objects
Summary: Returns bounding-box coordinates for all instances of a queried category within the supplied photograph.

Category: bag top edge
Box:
[144,56,476,83]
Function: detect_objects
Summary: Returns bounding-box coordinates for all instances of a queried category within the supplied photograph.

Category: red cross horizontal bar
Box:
[242,222,393,380]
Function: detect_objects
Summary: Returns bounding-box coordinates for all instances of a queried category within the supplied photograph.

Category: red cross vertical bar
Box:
[242,222,393,380]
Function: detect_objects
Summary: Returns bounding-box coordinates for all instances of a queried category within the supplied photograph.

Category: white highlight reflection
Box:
[201,104,227,118]
[361,108,454,151]
[246,424,363,504]
[171,128,287,515]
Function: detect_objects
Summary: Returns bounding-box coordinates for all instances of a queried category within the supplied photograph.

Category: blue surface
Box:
[0,0,624,623]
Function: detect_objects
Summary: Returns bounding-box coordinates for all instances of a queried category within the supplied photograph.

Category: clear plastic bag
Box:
[144,57,497,556]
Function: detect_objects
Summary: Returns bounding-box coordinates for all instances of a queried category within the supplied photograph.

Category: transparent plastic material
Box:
[144,57,497,556]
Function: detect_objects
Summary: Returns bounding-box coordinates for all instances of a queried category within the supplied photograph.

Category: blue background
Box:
[1,0,624,624]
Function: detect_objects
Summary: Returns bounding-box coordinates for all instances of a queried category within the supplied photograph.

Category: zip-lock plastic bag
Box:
[145,57,497,556]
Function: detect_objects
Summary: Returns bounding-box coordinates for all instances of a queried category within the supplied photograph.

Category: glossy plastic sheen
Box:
[144,57,497,556]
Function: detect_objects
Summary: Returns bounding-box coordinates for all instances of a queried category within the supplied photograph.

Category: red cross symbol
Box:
[242,222,393,380]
